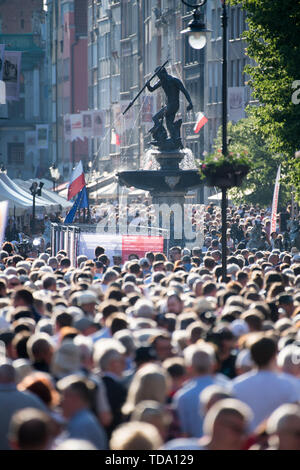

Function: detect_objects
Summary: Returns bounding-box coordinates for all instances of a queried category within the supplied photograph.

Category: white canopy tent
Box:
[0,177,33,215]
[1,174,57,213]
[208,188,253,202]
[89,181,148,200]
[14,179,72,211]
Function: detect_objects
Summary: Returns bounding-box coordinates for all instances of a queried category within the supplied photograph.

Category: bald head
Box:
[267,404,300,450]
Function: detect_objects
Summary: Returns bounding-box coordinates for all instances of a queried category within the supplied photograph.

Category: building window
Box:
[214,62,218,102]
[217,8,221,38]
[230,8,236,39]
[211,9,216,39]
[208,62,213,103]
[20,19,25,29]
[8,143,25,166]
[236,8,241,38]
[8,98,25,119]
[63,58,70,81]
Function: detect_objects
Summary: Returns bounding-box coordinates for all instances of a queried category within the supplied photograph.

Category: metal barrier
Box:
[51,223,169,265]
[51,224,81,266]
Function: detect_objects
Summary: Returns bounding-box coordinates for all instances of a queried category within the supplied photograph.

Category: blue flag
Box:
[80,185,89,209]
[64,186,89,224]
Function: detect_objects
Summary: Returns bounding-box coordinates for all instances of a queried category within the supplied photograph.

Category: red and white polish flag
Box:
[194,112,208,134]
[67,160,86,201]
[111,129,120,146]
[270,165,281,234]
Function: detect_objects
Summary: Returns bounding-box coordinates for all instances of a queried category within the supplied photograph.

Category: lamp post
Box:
[181,0,228,282]
[30,181,44,234]
[49,164,60,191]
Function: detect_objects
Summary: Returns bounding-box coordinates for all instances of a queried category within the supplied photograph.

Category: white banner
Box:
[3,51,21,101]
[70,113,83,141]
[271,165,281,233]
[79,233,122,264]
[112,101,135,133]
[228,87,245,123]
[65,111,106,141]
[82,110,94,139]
[36,124,49,149]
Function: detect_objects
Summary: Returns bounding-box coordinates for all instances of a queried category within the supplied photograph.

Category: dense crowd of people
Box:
[0,202,299,450]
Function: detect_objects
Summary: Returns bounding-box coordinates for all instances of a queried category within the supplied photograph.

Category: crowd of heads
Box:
[0,202,299,450]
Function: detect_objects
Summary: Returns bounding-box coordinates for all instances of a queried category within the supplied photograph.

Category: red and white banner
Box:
[67,160,85,200]
[122,236,164,262]
[79,233,164,265]
[270,165,281,233]
[194,112,208,134]
[111,129,120,146]
[70,114,83,141]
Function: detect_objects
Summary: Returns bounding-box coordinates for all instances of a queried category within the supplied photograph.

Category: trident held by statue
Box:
[122,60,169,116]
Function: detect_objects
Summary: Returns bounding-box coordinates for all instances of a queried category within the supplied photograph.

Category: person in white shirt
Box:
[232,334,299,431]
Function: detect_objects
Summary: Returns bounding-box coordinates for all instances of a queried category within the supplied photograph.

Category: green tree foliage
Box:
[212,117,290,207]
[229,0,300,195]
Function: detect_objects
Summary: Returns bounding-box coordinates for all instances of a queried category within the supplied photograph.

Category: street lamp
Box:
[180,0,211,49]
[181,0,228,282]
[30,181,44,234]
[49,164,60,191]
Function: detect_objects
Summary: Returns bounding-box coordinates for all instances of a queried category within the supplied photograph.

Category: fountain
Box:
[117,64,204,247]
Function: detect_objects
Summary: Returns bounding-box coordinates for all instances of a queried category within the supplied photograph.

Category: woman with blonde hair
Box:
[122,364,170,419]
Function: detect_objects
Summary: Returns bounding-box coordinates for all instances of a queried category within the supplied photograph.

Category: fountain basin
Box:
[117,169,203,194]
